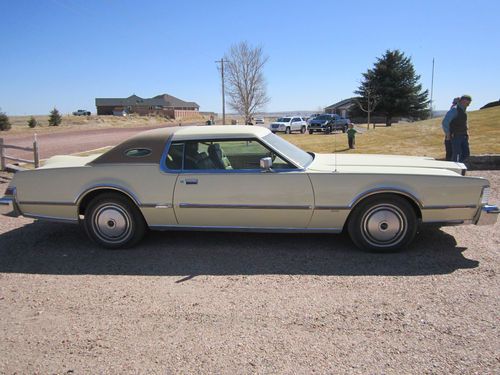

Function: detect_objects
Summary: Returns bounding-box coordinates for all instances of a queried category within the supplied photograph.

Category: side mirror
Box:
[260,157,273,171]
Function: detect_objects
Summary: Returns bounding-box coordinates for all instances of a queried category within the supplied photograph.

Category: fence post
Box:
[0,138,5,171]
[33,134,39,168]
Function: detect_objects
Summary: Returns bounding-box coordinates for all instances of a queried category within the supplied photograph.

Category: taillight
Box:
[4,186,16,196]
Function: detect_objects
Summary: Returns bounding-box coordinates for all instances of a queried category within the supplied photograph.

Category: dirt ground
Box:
[0,171,499,374]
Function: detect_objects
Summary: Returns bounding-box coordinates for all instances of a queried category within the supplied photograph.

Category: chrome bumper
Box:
[0,196,20,217]
[476,205,500,226]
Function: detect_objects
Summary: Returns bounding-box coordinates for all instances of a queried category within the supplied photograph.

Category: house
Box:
[95,93,200,119]
[324,97,357,118]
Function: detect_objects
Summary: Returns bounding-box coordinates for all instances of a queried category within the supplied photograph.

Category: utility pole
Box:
[430,58,435,118]
[215,58,226,125]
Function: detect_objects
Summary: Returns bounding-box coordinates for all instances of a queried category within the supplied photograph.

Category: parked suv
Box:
[270,116,307,134]
[72,109,91,116]
[308,114,350,134]
[254,117,265,125]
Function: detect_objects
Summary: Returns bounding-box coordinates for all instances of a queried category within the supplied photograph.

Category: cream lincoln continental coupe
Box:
[1,126,498,252]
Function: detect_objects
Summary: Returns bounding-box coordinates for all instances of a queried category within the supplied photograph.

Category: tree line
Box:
[0,108,63,131]
[223,44,429,126]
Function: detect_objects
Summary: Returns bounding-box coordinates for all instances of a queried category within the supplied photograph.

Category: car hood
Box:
[38,154,103,169]
[309,119,328,125]
[307,153,466,175]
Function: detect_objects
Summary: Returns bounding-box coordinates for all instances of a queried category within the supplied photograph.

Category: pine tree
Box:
[355,50,429,126]
[28,116,38,128]
[48,108,62,126]
[0,109,11,131]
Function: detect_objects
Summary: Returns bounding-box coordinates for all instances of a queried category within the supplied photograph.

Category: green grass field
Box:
[282,106,500,159]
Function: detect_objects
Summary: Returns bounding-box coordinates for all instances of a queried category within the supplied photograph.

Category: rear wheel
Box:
[300,126,306,134]
[83,193,146,249]
[347,195,417,252]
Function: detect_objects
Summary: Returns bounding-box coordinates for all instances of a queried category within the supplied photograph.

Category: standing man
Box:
[441,97,460,161]
[442,95,472,163]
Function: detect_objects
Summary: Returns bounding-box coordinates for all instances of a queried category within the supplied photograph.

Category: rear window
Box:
[125,148,152,158]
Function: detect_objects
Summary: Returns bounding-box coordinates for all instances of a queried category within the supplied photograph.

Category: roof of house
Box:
[95,94,199,109]
[325,97,358,110]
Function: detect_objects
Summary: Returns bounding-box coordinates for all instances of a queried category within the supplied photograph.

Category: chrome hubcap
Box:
[92,204,132,244]
[361,204,407,247]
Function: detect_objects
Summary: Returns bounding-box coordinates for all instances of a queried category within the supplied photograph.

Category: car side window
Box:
[214,140,294,170]
[166,142,184,169]
[167,139,296,171]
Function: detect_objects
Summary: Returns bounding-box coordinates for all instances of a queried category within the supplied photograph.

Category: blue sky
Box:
[1,0,499,115]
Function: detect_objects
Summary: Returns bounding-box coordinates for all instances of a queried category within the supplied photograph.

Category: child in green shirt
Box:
[347,123,358,149]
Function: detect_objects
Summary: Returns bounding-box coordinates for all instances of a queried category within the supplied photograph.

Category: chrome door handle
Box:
[181,178,198,185]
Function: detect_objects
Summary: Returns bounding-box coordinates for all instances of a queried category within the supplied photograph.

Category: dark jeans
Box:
[444,138,452,161]
[348,137,355,149]
[451,134,470,163]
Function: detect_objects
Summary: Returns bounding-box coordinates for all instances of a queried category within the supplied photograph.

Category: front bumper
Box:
[476,204,500,226]
[0,197,21,217]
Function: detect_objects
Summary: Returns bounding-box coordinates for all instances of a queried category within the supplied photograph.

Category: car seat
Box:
[208,144,232,169]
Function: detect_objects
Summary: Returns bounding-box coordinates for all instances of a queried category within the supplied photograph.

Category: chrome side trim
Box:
[350,188,423,209]
[422,220,466,225]
[422,204,477,210]
[18,201,75,206]
[139,203,160,208]
[149,224,343,233]
[315,206,350,210]
[23,213,79,224]
[75,185,142,206]
[178,203,313,210]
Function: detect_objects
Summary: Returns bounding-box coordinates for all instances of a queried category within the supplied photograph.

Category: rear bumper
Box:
[476,205,499,226]
[0,197,21,217]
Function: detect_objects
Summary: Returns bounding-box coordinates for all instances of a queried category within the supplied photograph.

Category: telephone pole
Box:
[430,58,435,118]
[215,58,226,125]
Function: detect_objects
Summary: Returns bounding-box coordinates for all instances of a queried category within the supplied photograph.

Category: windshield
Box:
[276,117,291,122]
[262,133,313,168]
[314,115,331,121]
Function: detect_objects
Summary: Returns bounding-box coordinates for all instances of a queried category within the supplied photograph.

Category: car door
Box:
[170,139,314,229]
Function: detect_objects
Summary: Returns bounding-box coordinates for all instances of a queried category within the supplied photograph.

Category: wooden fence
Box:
[0,135,39,170]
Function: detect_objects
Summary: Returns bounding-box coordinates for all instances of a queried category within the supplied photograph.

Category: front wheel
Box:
[308,129,313,134]
[347,195,417,252]
[285,127,291,134]
[300,126,306,134]
[84,193,146,249]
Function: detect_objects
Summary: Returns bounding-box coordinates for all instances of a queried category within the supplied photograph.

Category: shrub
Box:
[0,110,11,131]
[28,116,38,128]
[48,108,62,126]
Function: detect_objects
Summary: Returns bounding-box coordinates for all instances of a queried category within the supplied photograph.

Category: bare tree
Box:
[224,42,270,124]
[355,90,379,129]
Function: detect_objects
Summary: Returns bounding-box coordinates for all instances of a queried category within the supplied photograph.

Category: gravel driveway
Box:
[0,171,498,374]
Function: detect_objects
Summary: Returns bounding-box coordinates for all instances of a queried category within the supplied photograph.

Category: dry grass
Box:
[1,113,207,136]
[282,106,500,158]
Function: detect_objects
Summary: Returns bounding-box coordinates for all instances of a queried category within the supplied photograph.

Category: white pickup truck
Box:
[270,116,307,134]
[72,109,91,116]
